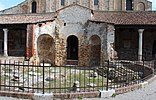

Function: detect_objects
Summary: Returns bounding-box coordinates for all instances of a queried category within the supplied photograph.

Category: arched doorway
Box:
[32,1,37,13]
[89,35,101,66]
[37,34,55,64]
[67,35,78,60]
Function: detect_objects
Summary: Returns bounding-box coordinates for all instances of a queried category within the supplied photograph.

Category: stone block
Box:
[99,89,115,98]
[141,81,148,88]
[33,93,53,100]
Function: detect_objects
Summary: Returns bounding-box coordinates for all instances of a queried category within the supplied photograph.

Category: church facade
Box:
[0,0,156,66]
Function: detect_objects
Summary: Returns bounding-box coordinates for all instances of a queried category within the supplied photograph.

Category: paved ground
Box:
[0,76,156,100]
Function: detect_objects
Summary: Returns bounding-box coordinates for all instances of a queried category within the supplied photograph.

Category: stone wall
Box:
[0,1,28,14]
[107,24,115,61]
[32,5,108,66]
[26,25,33,58]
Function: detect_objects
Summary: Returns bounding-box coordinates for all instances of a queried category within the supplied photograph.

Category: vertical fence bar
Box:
[54,65,56,93]
[18,61,20,92]
[84,67,86,92]
[101,65,104,91]
[89,66,91,91]
[27,61,29,93]
[13,61,15,92]
[60,65,61,93]
[23,61,25,92]
[43,61,45,94]
[0,60,1,90]
[48,64,50,93]
[37,61,39,93]
[106,60,109,91]
[9,60,11,91]
[4,60,6,91]
[143,59,145,82]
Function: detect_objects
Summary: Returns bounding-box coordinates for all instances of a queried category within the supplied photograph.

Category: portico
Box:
[0,24,27,58]
[115,26,156,61]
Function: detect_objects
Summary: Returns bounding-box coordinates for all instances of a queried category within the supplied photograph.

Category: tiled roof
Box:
[0,13,56,24]
[92,11,156,25]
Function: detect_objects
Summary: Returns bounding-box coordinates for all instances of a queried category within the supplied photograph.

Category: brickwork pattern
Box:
[0,0,152,14]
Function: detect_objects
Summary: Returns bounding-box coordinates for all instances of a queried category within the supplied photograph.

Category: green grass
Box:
[0,65,107,93]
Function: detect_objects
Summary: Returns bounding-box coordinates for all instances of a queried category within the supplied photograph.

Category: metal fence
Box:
[0,60,154,94]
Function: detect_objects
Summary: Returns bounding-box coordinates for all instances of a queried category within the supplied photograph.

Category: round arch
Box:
[67,35,78,60]
[37,34,55,64]
[137,2,145,11]
[32,1,37,13]
[89,35,101,66]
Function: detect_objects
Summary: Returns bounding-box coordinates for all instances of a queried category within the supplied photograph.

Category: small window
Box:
[32,1,37,13]
[61,0,65,6]
[126,0,133,10]
[94,0,99,5]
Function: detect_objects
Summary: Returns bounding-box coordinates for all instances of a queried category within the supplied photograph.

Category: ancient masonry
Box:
[0,0,154,66]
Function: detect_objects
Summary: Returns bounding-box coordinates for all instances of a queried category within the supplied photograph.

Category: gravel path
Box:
[0,77,156,100]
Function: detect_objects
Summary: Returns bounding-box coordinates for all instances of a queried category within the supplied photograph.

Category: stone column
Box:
[3,29,9,57]
[138,29,144,61]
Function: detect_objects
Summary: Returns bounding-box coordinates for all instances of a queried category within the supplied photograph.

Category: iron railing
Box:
[0,60,154,94]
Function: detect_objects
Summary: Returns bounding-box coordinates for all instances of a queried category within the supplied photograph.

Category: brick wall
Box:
[0,0,152,14]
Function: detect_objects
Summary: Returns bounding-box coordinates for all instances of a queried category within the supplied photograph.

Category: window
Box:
[126,0,133,10]
[94,0,99,5]
[61,0,65,6]
[32,1,37,13]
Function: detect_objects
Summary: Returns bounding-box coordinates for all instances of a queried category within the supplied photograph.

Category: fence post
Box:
[0,60,2,90]
[43,60,45,94]
[143,58,145,82]
[154,60,156,75]
[106,60,109,91]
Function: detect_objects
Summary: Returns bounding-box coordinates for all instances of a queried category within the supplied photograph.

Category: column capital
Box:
[3,28,9,33]
[138,29,144,33]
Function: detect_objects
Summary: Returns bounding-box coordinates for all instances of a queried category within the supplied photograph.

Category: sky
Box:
[0,0,156,11]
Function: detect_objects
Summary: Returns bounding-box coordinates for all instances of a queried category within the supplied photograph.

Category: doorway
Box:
[67,35,78,60]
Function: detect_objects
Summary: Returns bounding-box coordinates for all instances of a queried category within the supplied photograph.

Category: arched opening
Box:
[89,35,101,66]
[126,0,133,10]
[94,0,99,5]
[137,2,145,11]
[32,1,37,13]
[61,0,65,6]
[67,35,78,60]
[37,34,55,64]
